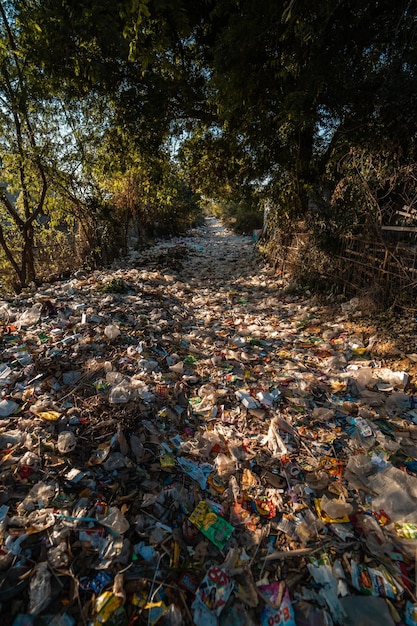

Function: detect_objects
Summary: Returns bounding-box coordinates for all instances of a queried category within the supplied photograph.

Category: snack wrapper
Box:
[194,566,234,616]
[405,601,417,626]
[258,583,296,626]
[189,500,234,550]
[351,560,402,599]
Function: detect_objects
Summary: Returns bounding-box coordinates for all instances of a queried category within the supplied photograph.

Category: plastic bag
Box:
[18,305,41,328]
[99,506,130,536]
[265,417,288,458]
[214,453,237,478]
[48,541,70,568]
[159,604,184,626]
[109,382,132,404]
[29,562,51,615]
[17,481,55,514]
[320,495,353,519]
[57,431,77,454]
[104,324,121,339]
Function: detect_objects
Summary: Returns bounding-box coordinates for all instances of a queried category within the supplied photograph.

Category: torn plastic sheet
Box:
[177,457,214,490]
[264,416,288,458]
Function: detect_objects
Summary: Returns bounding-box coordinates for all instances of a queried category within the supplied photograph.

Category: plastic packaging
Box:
[0,399,19,417]
[235,389,259,409]
[350,560,401,598]
[28,562,51,615]
[3,214,417,625]
[99,506,130,536]
[405,601,417,626]
[258,584,296,626]
[320,495,353,519]
[214,453,237,478]
[193,566,234,617]
[17,481,55,514]
[160,604,183,626]
[109,382,132,404]
[18,305,42,328]
[92,590,124,625]
[48,541,70,568]
[265,416,288,458]
[189,500,234,549]
[106,371,125,385]
[104,324,121,340]
[57,430,77,454]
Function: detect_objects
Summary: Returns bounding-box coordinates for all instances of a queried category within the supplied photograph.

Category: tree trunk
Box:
[22,222,36,285]
[297,127,314,214]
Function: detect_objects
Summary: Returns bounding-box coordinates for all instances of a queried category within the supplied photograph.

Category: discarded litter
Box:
[1,217,417,624]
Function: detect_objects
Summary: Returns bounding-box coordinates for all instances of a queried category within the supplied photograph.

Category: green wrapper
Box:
[189,500,234,550]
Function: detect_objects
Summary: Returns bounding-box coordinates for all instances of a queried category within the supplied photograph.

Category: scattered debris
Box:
[0,217,417,625]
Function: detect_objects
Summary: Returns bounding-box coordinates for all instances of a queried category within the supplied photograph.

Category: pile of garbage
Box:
[1,217,417,626]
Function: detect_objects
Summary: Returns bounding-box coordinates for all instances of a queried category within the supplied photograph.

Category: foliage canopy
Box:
[0,0,416,289]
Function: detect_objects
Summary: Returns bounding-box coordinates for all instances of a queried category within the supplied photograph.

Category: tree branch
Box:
[0,221,21,280]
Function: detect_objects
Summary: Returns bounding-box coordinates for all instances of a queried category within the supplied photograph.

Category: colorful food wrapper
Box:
[159,453,176,468]
[258,584,296,626]
[93,591,124,625]
[160,434,184,453]
[177,458,213,490]
[194,566,234,616]
[230,501,259,532]
[207,472,227,493]
[132,591,167,626]
[351,560,402,599]
[37,410,61,421]
[189,500,234,550]
[252,496,277,518]
[395,522,417,539]
[405,601,417,626]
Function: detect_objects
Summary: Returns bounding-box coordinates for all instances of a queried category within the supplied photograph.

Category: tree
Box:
[0,1,51,287]
[175,0,417,225]
[1,0,415,291]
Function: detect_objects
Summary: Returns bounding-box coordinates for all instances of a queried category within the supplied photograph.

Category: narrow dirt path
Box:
[1,217,417,625]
